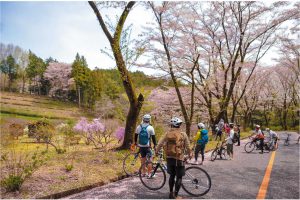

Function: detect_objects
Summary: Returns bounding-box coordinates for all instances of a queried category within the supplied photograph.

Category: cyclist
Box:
[134,114,157,176]
[193,122,209,165]
[235,124,241,146]
[225,123,235,160]
[155,117,191,199]
[215,125,222,141]
[251,124,264,154]
[266,128,278,149]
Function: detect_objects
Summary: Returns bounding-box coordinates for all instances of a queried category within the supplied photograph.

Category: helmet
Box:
[143,114,151,123]
[197,123,205,129]
[255,124,260,128]
[266,128,270,131]
[229,122,234,128]
[170,117,183,128]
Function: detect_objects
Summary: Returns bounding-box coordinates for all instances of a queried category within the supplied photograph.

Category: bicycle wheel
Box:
[284,140,289,146]
[210,149,218,161]
[123,153,139,176]
[244,142,255,153]
[221,148,227,160]
[182,166,211,196]
[263,144,270,153]
[139,162,166,190]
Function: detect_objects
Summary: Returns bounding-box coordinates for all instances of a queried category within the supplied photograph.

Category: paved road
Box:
[65,132,299,199]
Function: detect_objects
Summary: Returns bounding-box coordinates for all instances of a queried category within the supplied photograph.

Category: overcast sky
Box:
[1,1,158,73]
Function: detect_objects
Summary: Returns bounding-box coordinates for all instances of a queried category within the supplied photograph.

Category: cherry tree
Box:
[44,62,73,99]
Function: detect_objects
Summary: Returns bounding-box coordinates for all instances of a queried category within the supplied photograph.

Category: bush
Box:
[1,175,23,192]
[65,164,73,172]
[0,149,47,192]
[8,123,24,140]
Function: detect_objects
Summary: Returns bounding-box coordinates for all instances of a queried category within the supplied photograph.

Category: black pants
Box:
[167,158,185,196]
[259,138,264,153]
[237,134,240,146]
[195,144,205,162]
[215,130,222,141]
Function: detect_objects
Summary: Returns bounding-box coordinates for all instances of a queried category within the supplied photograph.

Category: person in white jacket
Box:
[226,123,235,160]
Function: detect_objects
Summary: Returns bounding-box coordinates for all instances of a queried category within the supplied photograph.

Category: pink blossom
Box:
[73,117,89,133]
[114,127,125,141]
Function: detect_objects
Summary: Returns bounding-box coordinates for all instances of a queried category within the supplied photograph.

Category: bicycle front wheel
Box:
[123,153,139,176]
[182,166,211,196]
[244,142,255,153]
[210,149,218,161]
[139,162,166,190]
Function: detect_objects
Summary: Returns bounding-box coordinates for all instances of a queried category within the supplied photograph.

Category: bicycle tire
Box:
[182,166,211,196]
[244,142,255,153]
[284,140,289,146]
[221,149,227,159]
[263,144,270,153]
[123,153,139,176]
[139,162,166,190]
[210,149,218,161]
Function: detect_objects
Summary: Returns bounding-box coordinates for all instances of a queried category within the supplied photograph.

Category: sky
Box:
[0,1,288,76]
[1,1,157,74]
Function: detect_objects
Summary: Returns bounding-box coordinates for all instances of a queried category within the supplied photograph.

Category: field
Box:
[0,92,252,198]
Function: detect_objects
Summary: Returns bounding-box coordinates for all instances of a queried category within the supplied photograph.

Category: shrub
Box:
[73,118,120,150]
[1,175,23,192]
[8,123,24,140]
[65,164,73,172]
[0,149,47,192]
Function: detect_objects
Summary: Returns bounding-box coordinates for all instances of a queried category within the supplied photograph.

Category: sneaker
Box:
[147,174,156,179]
[194,160,199,165]
[169,192,175,199]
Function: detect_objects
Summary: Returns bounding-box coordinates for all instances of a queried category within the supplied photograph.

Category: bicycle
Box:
[284,133,291,146]
[211,140,227,161]
[123,144,154,176]
[139,150,211,197]
[244,136,270,153]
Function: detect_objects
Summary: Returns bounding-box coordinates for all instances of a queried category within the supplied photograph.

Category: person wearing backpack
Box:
[155,117,191,199]
[134,114,157,176]
[193,122,209,165]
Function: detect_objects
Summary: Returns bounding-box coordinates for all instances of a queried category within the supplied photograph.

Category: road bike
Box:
[244,137,270,153]
[284,133,291,146]
[211,140,227,161]
[139,150,211,197]
[123,144,153,176]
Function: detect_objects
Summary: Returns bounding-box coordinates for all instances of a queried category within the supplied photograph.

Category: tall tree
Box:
[26,51,46,94]
[89,1,144,149]
[6,55,19,91]
[71,53,91,107]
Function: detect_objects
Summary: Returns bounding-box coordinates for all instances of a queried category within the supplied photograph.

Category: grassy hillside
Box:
[0,92,84,121]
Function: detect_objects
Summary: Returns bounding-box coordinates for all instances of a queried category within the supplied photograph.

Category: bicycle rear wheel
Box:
[221,148,227,159]
[284,140,289,146]
[123,153,139,176]
[244,142,255,153]
[182,166,211,196]
[139,162,166,190]
[210,149,218,161]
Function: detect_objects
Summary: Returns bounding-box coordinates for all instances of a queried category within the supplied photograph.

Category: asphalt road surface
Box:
[65,132,299,199]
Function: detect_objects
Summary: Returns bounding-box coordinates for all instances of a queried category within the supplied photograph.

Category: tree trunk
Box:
[88,1,143,149]
[22,74,25,93]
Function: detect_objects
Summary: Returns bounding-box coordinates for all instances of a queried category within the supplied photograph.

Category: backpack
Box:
[165,131,184,159]
[197,129,208,145]
[139,125,150,145]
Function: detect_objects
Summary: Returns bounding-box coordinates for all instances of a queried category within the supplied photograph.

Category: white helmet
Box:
[255,124,260,128]
[266,128,270,131]
[143,114,151,123]
[197,123,205,129]
[170,117,183,128]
